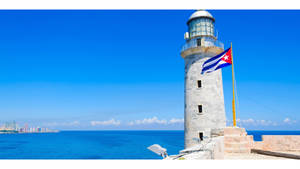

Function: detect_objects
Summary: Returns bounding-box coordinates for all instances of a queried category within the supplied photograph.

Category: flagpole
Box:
[231,42,237,127]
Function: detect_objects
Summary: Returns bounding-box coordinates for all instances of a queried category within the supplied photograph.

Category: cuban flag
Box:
[201,47,232,74]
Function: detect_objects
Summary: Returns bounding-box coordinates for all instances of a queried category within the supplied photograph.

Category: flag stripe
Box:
[215,62,231,70]
[201,58,222,72]
[202,54,224,68]
[202,60,227,73]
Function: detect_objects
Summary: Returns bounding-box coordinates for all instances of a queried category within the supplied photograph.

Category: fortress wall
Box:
[224,127,300,153]
[253,141,264,150]
[253,135,300,151]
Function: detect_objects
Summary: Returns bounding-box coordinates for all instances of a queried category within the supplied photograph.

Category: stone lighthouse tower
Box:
[181,10,226,148]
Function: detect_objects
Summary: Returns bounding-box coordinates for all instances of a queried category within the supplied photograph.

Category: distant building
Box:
[37,127,41,132]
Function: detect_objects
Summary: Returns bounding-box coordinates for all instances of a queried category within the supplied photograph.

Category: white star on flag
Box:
[224,55,229,60]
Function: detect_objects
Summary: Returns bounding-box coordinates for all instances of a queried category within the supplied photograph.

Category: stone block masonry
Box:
[224,127,254,153]
[183,47,226,148]
[224,127,300,154]
[253,135,300,151]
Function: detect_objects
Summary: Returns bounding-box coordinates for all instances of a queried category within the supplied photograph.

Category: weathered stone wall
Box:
[253,135,300,151]
[224,127,300,153]
[184,46,226,148]
[224,127,253,153]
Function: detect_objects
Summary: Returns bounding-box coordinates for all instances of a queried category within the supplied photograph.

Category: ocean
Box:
[0,130,300,159]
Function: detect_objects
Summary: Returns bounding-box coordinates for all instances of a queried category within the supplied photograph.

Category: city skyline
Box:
[0,10,300,130]
[0,120,58,133]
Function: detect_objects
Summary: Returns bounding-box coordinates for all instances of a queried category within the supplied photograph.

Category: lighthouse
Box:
[181,10,226,148]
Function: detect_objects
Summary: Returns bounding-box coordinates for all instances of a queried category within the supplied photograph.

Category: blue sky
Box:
[0,10,299,130]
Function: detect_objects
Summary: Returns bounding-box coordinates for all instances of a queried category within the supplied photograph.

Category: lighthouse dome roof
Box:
[188,10,215,23]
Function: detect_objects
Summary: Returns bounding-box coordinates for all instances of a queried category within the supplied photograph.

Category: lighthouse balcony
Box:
[180,36,224,58]
[181,36,224,56]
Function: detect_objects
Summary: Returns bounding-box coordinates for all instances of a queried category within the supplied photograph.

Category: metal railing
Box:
[181,37,224,53]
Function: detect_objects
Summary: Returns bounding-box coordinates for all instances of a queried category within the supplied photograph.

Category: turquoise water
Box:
[0,131,183,159]
[0,130,300,159]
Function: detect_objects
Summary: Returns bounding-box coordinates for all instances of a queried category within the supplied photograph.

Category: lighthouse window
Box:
[198,105,202,113]
[199,132,204,141]
[197,39,201,46]
[197,80,202,88]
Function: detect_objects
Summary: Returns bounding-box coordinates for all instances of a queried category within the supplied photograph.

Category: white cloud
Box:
[257,120,273,126]
[283,117,296,124]
[230,117,298,127]
[128,116,167,125]
[128,121,135,126]
[230,118,276,126]
[128,117,183,126]
[241,118,255,124]
[43,121,80,127]
[235,118,255,125]
[169,118,184,124]
[90,119,121,126]
[43,122,59,126]
[284,118,290,123]
[68,121,80,126]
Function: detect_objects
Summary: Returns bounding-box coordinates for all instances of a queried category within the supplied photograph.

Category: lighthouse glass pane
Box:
[189,18,214,38]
